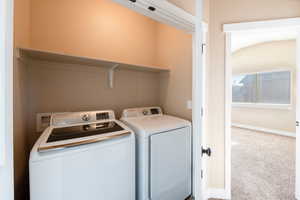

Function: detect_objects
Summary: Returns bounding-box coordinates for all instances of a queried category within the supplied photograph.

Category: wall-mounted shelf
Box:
[17,48,169,72]
[17,48,169,88]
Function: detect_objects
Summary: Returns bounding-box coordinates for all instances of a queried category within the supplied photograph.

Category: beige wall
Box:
[30,0,159,68]
[167,0,195,15]
[203,0,210,23]
[14,0,31,199]
[232,40,296,133]
[157,24,193,121]
[14,0,30,47]
[208,0,300,189]
[167,0,209,21]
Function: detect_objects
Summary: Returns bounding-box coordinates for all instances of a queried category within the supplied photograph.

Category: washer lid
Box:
[35,120,132,154]
[121,115,191,137]
[47,121,125,143]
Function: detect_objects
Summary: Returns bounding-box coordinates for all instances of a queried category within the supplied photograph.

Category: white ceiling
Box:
[231,30,298,52]
[167,0,195,15]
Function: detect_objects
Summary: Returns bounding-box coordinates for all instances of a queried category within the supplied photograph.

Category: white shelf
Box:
[17,47,170,73]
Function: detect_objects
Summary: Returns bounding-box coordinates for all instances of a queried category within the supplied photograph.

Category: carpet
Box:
[230,127,296,200]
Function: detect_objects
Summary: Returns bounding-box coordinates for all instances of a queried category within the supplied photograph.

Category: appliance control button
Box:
[142,110,149,115]
[82,114,90,121]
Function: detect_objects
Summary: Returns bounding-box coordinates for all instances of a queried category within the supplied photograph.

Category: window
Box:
[232,71,291,105]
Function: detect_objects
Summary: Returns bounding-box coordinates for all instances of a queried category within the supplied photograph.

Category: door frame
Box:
[0,0,14,199]
[223,17,300,199]
[192,9,206,200]
[196,21,208,200]
[296,29,300,200]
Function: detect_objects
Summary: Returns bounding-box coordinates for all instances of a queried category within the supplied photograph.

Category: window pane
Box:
[257,71,290,104]
[232,74,257,103]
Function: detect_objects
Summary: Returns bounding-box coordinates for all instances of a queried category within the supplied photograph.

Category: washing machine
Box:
[30,110,135,200]
[121,107,192,200]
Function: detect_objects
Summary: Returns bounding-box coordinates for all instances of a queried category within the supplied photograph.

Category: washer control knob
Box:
[142,110,149,115]
[82,114,90,121]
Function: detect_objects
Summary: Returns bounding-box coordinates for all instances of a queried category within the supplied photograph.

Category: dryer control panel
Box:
[122,107,162,118]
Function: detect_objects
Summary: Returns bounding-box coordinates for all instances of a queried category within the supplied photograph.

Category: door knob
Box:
[202,147,211,157]
[297,121,299,127]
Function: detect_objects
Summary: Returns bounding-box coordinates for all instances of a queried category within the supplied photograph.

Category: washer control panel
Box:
[51,110,115,126]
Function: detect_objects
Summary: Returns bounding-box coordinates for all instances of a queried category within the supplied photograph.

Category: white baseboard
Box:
[232,123,295,138]
[204,188,231,199]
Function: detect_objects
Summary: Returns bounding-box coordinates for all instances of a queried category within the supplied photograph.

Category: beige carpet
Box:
[230,127,296,200]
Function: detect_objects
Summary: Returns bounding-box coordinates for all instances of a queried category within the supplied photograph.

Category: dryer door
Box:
[150,126,191,200]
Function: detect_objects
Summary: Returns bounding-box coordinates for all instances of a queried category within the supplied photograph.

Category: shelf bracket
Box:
[108,64,119,89]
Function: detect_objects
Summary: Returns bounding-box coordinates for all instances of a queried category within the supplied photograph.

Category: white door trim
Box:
[224,18,300,200]
[200,21,208,200]
[0,0,14,199]
[224,17,300,33]
[224,32,232,199]
[296,32,300,200]
[192,0,205,199]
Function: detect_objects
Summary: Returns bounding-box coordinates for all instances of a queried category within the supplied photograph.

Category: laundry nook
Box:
[3,0,298,200]
[12,0,201,200]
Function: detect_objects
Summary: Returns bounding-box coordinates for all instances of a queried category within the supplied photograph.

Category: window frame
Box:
[232,69,293,109]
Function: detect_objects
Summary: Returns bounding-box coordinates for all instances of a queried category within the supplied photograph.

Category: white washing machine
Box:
[121,107,192,200]
[30,110,135,200]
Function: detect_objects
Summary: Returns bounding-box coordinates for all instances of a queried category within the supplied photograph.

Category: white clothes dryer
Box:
[121,107,192,200]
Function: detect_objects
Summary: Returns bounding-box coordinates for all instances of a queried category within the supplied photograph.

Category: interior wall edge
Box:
[13,0,32,199]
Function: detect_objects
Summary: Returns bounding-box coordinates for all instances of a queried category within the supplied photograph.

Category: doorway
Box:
[224,18,300,199]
